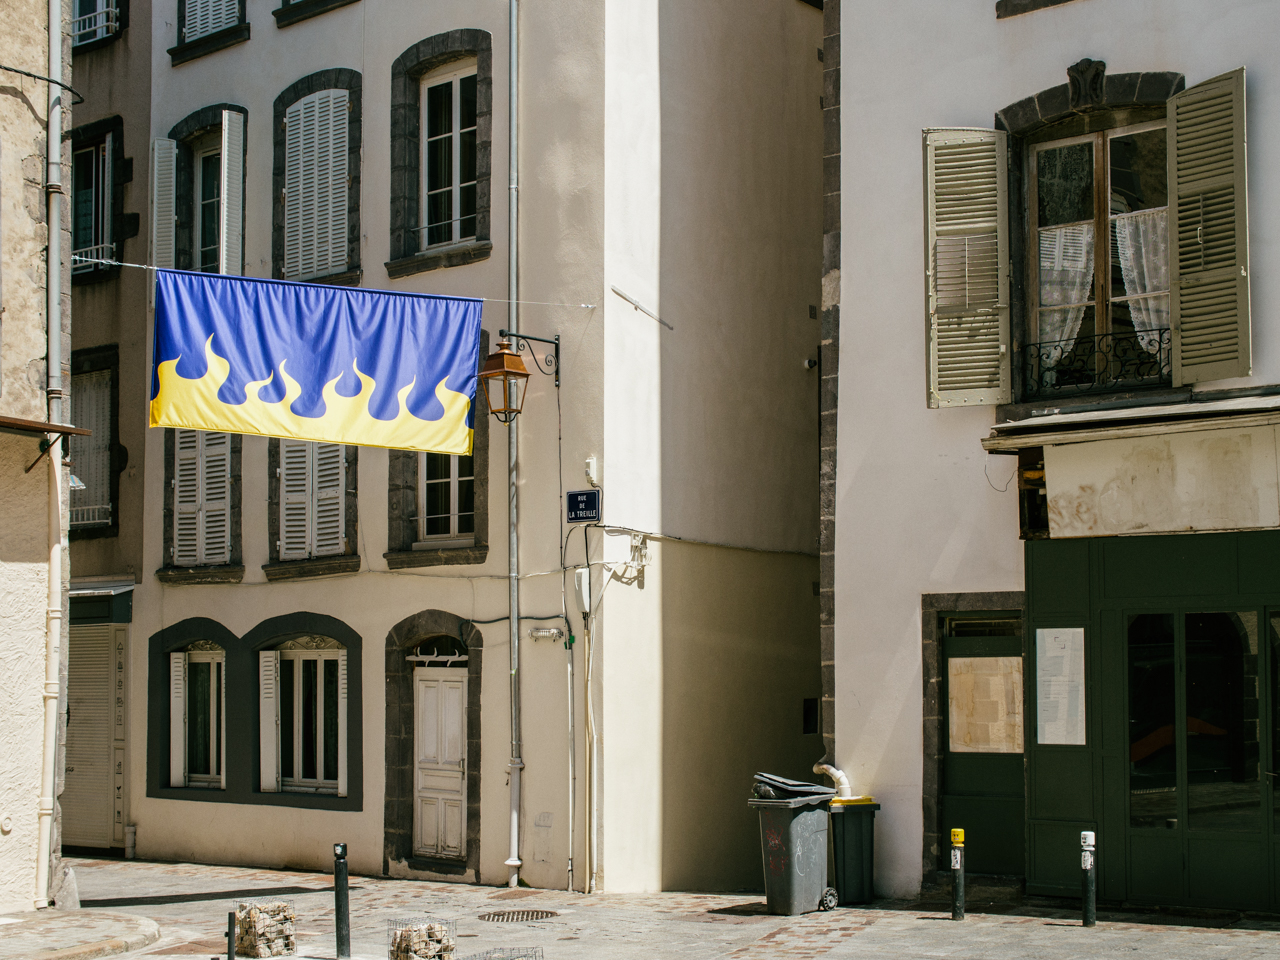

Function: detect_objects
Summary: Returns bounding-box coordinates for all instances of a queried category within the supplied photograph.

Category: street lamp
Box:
[478,330,559,422]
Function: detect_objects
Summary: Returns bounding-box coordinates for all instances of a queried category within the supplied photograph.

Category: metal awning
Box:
[69,577,136,598]
[982,394,1280,452]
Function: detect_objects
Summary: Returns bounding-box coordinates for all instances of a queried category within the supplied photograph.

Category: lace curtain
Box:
[1038,223,1095,367]
[1113,209,1169,353]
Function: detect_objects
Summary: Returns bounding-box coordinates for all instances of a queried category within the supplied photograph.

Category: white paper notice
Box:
[1036,627,1086,745]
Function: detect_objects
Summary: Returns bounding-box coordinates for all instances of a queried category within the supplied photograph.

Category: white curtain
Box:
[1038,223,1095,369]
[1113,209,1170,354]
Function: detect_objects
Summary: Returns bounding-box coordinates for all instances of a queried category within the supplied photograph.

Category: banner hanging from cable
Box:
[150,269,482,454]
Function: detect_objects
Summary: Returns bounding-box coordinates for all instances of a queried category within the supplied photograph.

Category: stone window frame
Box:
[386,30,493,279]
[272,0,359,29]
[69,345,124,541]
[168,0,250,66]
[272,69,364,286]
[146,612,364,811]
[386,330,489,569]
[157,428,244,584]
[383,610,483,881]
[166,104,248,274]
[921,592,1025,881]
[263,441,360,581]
[68,115,139,286]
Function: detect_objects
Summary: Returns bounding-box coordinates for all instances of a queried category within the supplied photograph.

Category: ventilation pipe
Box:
[814,762,853,799]
[35,0,65,909]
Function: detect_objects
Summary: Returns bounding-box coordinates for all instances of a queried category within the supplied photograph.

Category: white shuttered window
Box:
[184,0,238,44]
[151,139,177,271]
[173,430,231,566]
[284,90,349,280]
[279,441,346,560]
[924,128,1011,408]
[70,369,113,527]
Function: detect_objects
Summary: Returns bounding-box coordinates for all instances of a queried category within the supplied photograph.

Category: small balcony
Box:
[1023,328,1172,401]
[72,1,118,47]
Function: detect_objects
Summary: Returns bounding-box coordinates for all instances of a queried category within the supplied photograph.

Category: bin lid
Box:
[747,795,832,809]
[829,796,877,807]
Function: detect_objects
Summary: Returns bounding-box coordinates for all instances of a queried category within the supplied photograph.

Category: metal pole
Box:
[226,911,234,960]
[1081,831,1096,927]
[334,843,350,959]
[950,828,965,921]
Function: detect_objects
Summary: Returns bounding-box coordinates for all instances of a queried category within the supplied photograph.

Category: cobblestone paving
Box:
[64,857,1280,960]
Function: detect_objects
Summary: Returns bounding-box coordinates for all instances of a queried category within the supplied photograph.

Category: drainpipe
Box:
[502,0,523,890]
[35,0,64,909]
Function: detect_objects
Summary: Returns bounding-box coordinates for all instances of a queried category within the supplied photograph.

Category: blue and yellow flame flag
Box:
[150,270,482,454]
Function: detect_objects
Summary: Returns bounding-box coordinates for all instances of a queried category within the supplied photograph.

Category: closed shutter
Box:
[201,432,231,564]
[169,652,187,788]
[312,443,345,557]
[283,90,349,280]
[151,139,177,270]
[1169,68,1251,385]
[923,128,1010,407]
[185,0,237,42]
[279,439,312,560]
[259,651,280,793]
[337,650,348,798]
[219,110,244,276]
[63,625,113,847]
[174,430,201,566]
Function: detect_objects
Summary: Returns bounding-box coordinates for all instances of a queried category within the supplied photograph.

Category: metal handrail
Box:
[1023,327,1172,400]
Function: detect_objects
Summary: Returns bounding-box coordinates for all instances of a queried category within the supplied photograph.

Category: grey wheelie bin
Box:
[829,797,879,904]
[748,794,832,915]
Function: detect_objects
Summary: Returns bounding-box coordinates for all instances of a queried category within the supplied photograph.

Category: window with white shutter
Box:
[923,129,1010,408]
[71,134,112,274]
[152,138,177,271]
[260,650,280,793]
[220,109,245,276]
[278,441,347,561]
[183,0,239,44]
[169,652,187,788]
[172,430,231,566]
[273,637,347,796]
[169,642,225,790]
[70,368,114,528]
[283,89,349,280]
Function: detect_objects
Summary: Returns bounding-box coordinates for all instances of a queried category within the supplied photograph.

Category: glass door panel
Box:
[1128,613,1177,828]
[1185,612,1262,832]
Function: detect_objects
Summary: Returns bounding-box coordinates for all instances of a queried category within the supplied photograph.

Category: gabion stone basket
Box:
[235,897,296,958]
[387,917,458,960]
[460,950,544,960]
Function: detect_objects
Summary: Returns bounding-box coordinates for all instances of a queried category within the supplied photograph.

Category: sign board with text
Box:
[566,489,601,523]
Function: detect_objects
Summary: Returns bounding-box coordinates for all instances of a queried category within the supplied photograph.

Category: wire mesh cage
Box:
[460,950,544,960]
[387,917,458,960]
[234,897,297,958]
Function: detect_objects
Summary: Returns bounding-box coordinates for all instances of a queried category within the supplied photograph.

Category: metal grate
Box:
[387,917,456,960]
[477,910,558,923]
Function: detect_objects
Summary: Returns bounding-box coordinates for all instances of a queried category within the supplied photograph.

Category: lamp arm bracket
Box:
[499,330,560,386]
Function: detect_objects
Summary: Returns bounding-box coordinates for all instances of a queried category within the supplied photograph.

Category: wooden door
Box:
[413,667,467,858]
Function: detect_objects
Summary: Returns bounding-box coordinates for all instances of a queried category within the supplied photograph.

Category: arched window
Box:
[169,640,225,789]
[408,635,468,667]
[260,636,348,796]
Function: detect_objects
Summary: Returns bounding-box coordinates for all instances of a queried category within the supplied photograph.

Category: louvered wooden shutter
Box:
[174,430,201,565]
[923,128,1010,407]
[201,432,231,564]
[1169,68,1250,385]
[219,110,244,276]
[279,440,312,560]
[185,0,237,42]
[337,650,348,798]
[169,652,187,788]
[283,90,349,280]
[259,651,280,793]
[312,443,346,557]
[151,139,177,270]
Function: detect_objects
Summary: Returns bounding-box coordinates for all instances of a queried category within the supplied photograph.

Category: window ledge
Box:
[385,545,488,570]
[156,564,246,585]
[168,22,250,67]
[263,554,361,581]
[289,268,363,287]
[72,263,122,286]
[385,239,492,280]
[272,0,359,28]
[73,31,125,56]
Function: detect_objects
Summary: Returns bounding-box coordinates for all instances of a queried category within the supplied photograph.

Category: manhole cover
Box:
[478,910,558,923]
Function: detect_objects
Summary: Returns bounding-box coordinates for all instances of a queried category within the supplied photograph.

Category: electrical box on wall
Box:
[574,567,591,617]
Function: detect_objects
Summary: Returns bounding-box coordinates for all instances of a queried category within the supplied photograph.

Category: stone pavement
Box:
[37,855,1280,960]
[0,908,159,960]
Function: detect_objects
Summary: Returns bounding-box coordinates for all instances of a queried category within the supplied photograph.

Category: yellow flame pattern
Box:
[150,336,474,454]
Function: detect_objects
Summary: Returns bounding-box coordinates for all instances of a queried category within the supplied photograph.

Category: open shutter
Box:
[151,139,177,270]
[169,652,187,788]
[1169,68,1250,385]
[283,90,348,280]
[279,440,312,560]
[259,650,280,793]
[312,443,345,557]
[102,131,113,253]
[201,432,231,565]
[337,650,348,798]
[923,128,1010,407]
[219,110,244,276]
[322,91,350,276]
[174,430,201,566]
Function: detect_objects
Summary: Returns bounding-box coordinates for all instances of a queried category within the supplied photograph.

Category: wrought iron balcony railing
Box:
[72,2,118,46]
[1023,327,1172,400]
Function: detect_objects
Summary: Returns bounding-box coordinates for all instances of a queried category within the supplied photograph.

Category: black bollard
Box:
[226,910,235,960]
[950,828,965,921]
[334,842,350,959]
[1081,831,1096,927]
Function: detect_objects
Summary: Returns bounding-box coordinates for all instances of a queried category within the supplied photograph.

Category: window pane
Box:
[1038,223,1095,308]
[458,478,474,523]
[1185,612,1261,832]
[458,454,474,481]
[73,149,96,251]
[323,659,339,782]
[1110,129,1167,214]
[215,661,223,777]
[1037,142,1094,228]
[188,661,211,777]
[200,152,221,203]
[426,452,451,481]
[426,136,453,193]
[459,184,476,241]
[302,658,318,781]
[280,658,295,780]
[1128,613,1177,828]
[1110,209,1168,302]
[460,129,476,185]
[1271,616,1280,831]
[425,479,449,536]
[426,81,452,139]
[426,191,452,247]
[460,74,477,130]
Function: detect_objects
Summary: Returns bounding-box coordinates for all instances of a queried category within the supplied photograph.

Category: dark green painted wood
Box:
[1031,749,1093,820]
[1188,837,1269,909]
[942,796,1024,875]
[70,591,132,624]
[1129,832,1184,902]
[1100,533,1237,599]
[1028,538,1090,617]
[1029,819,1095,890]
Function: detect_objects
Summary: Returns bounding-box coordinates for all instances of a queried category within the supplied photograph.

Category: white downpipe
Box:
[503,0,523,890]
[36,0,64,910]
[566,629,575,892]
[585,621,598,892]
[814,763,853,799]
